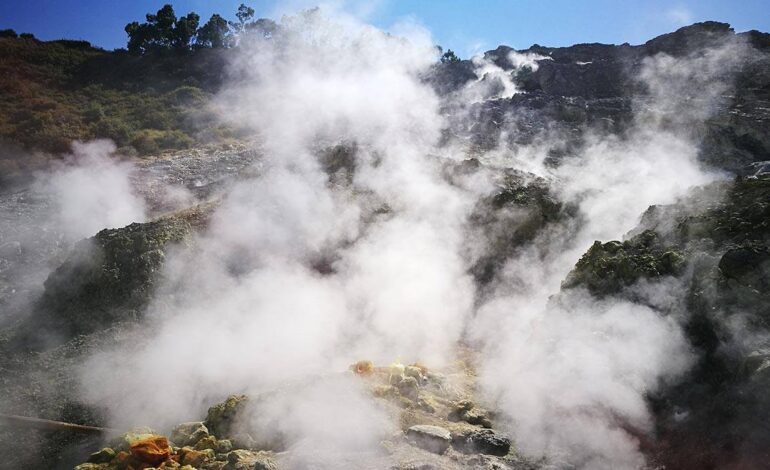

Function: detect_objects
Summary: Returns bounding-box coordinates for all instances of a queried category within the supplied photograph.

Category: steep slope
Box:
[564,171,770,468]
[429,22,770,172]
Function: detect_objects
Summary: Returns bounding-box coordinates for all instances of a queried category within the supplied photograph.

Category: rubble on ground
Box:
[71,358,533,469]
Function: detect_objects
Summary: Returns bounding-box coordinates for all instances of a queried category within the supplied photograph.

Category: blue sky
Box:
[1,0,769,56]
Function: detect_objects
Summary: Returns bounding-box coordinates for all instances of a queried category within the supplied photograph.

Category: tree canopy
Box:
[440,49,461,63]
[125,3,269,54]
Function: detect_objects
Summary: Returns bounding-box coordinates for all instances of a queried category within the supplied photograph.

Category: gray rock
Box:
[404,365,425,382]
[406,425,451,454]
[86,447,115,464]
[223,449,277,470]
[397,376,420,400]
[451,429,511,456]
[447,400,492,428]
[216,439,233,454]
[195,435,219,451]
[171,421,210,447]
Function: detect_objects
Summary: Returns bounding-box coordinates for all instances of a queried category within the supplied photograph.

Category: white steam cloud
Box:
[35,139,146,240]
[65,7,750,469]
[470,37,746,469]
[78,10,477,462]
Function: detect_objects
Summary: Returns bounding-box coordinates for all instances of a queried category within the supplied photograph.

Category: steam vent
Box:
[1,3,769,469]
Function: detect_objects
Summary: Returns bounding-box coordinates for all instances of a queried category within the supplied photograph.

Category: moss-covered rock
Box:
[204,395,251,442]
[86,447,115,464]
[563,230,686,296]
[469,169,576,285]
[564,174,770,468]
[7,205,216,351]
[39,216,192,332]
[223,449,277,470]
[170,421,210,447]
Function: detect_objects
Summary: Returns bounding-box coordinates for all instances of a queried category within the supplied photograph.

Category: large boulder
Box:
[451,429,511,456]
[204,395,251,442]
[38,217,191,333]
[563,230,685,296]
[406,425,452,454]
[6,204,214,350]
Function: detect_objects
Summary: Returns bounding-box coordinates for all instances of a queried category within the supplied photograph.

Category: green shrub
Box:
[84,103,106,123]
[157,129,194,149]
[131,129,162,154]
[92,117,133,146]
[140,109,174,129]
[168,85,206,105]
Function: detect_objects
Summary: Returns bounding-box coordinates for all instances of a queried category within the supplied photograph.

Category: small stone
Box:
[171,421,209,447]
[463,408,492,428]
[201,462,227,470]
[453,400,473,412]
[406,425,451,454]
[87,447,115,464]
[416,395,437,414]
[404,365,424,381]
[205,395,250,439]
[180,447,215,467]
[74,464,108,470]
[224,449,277,470]
[109,428,159,451]
[451,429,511,456]
[194,435,219,451]
[215,439,233,453]
[227,450,255,464]
[252,456,278,470]
[397,376,420,400]
[448,401,492,428]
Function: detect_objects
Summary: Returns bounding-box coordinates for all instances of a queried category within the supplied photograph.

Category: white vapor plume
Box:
[471,39,746,468]
[71,7,751,470]
[78,9,479,460]
[35,139,146,240]
[463,50,550,102]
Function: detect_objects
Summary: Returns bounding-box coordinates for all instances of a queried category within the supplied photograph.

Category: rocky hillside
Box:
[565,172,770,468]
[1,18,770,470]
[0,34,230,175]
[431,22,770,172]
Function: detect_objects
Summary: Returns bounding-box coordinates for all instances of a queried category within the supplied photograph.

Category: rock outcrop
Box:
[564,173,770,468]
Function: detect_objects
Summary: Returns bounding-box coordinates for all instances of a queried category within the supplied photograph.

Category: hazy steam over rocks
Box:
[0,9,769,470]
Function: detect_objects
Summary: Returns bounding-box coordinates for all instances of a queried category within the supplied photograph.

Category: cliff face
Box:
[429,22,770,172]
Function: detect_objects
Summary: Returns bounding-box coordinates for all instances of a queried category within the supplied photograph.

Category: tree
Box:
[246,18,278,38]
[146,4,177,48]
[229,4,255,34]
[125,4,200,54]
[125,21,153,54]
[196,14,231,48]
[441,49,460,63]
[173,12,200,49]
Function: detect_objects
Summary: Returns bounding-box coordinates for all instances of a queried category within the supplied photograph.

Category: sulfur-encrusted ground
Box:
[72,355,541,470]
